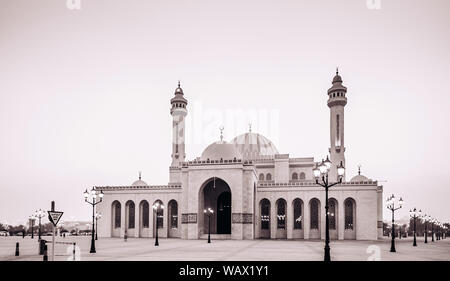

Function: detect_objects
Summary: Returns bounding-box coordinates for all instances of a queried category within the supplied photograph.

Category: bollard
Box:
[15,242,19,256]
[43,245,48,261]
[73,243,76,261]
[39,239,46,255]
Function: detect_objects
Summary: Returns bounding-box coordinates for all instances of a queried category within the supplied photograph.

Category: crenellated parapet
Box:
[95,184,182,191]
[181,158,256,167]
[258,180,379,188]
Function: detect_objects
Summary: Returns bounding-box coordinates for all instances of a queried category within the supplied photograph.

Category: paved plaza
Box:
[1,236,449,261]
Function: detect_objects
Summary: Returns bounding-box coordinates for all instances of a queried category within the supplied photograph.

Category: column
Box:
[338,198,345,240]
[286,199,293,239]
[120,201,126,238]
[320,196,326,240]
[270,199,277,239]
[304,198,310,240]
[134,202,139,238]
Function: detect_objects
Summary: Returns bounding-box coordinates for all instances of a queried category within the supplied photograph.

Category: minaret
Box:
[327,68,347,181]
[170,81,188,166]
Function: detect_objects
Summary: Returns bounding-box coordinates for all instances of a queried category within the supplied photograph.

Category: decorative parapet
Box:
[289,157,314,163]
[95,184,182,191]
[181,158,255,167]
[258,180,378,188]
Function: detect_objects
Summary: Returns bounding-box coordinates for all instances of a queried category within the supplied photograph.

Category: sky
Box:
[1,0,449,225]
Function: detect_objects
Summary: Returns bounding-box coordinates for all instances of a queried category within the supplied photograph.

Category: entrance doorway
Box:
[199,177,232,236]
[217,192,231,234]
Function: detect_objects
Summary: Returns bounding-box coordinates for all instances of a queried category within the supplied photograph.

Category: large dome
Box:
[350,174,370,182]
[131,179,148,186]
[230,132,279,160]
[201,140,242,161]
[131,172,147,186]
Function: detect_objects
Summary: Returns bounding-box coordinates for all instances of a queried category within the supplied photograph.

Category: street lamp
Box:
[29,215,36,239]
[431,218,436,242]
[34,209,46,241]
[312,156,345,262]
[152,202,164,246]
[423,215,429,244]
[437,222,441,241]
[409,208,421,247]
[386,194,403,252]
[204,208,214,243]
[83,187,104,253]
[95,213,102,240]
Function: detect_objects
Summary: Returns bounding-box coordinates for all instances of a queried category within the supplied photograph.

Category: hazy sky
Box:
[1,0,449,225]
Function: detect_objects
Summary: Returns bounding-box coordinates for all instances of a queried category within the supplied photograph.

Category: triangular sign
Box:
[48,211,64,226]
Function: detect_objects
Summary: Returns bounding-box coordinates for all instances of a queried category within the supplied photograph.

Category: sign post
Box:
[48,201,63,261]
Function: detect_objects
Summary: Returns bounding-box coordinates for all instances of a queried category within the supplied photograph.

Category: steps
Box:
[199,234,231,240]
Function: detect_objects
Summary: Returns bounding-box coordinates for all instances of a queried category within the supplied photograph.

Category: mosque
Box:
[95,71,384,240]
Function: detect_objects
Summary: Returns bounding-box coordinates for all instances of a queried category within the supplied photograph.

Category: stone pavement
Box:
[1,236,449,261]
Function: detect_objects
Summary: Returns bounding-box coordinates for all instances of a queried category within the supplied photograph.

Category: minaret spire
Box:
[327,69,347,181]
[139,171,142,180]
[170,80,188,168]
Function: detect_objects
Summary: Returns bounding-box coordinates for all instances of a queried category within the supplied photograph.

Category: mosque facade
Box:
[96,72,384,240]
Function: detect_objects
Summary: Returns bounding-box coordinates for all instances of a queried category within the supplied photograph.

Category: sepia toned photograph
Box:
[0,0,449,278]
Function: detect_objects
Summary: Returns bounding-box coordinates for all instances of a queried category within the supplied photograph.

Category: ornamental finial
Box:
[219,126,224,141]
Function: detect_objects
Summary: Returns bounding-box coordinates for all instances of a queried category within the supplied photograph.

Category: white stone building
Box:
[96,72,384,241]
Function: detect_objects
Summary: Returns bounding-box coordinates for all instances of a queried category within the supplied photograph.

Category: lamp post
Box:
[153,202,164,246]
[95,213,102,240]
[35,209,46,241]
[83,187,104,253]
[312,156,345,262]
[423,215,429,244]
[204,208,214,243]
[409,208,421,247]
[29,215,36,239]
[437,222,441,241]
[386,194,403,252]
[431,218,435,242]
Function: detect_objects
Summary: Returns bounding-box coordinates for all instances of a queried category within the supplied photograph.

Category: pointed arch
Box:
[309,198,321,239]
[139,200,149,237]
[125,200,135,231]
[259,173,265,181]
[292,198,303,230]
[111,200,121,237]
[344,197,356,240]
[259,198,271,239]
